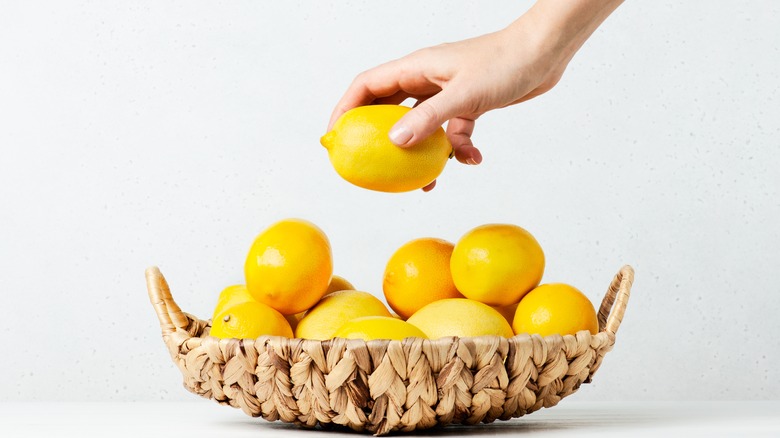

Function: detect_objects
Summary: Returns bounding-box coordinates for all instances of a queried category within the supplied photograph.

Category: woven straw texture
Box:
[146,265,634,435]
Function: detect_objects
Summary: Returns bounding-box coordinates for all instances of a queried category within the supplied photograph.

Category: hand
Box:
[328,0,623,191]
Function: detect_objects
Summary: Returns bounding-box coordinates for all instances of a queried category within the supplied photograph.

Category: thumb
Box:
[388,89,465,147]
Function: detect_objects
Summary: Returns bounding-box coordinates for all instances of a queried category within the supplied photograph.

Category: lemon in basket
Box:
[295,290,392,340]
[450,224,545,307]
[406,298,514,339]
[212,285,254,320]
[326,275,355,294]
[513,283,598,337]
[244,219,333,315]
[333,316,428,341]
[284,275,356,331]
[211,284,303,333]
[284,314,303,332]
[321,105,452,193]
[493,302,520,326]
[210,301,293,339]
[383,237,464,319]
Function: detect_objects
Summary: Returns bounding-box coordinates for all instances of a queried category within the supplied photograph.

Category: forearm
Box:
[505,0,623,65]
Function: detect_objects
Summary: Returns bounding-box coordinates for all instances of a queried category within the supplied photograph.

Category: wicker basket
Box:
[145,265,634,435]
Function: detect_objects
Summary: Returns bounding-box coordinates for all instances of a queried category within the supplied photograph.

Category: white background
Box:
[0,1,778,403]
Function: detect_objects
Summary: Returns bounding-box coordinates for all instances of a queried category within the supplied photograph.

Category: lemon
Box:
[513,283,598,337]
[285,313,305,332]
[321,105,452,193]
[295,290,392,340]
[383,237,464,319]
[210,301,293,339]
[406,298,514,339]
[326,275,355,294]
[333,316,428,341]
[493,303,519,326]
[450,224,545,307]
[283,276,354,332]
[212,285,255,320]
[244,219,333,315]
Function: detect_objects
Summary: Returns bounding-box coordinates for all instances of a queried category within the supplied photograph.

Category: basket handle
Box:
[597,265,635,336]
[145,266,190,336]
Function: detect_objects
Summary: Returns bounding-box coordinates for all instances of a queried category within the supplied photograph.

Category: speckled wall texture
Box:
[0,1,778,401]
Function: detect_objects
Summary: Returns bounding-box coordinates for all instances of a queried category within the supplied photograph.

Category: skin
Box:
[328,0,624,191]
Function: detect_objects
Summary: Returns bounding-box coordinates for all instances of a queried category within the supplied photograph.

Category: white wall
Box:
[1,1,778,402]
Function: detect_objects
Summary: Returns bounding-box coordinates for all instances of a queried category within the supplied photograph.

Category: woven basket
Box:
[146,265,634,435]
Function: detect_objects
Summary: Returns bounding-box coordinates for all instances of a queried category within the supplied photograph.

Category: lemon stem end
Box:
[320,131,336,150]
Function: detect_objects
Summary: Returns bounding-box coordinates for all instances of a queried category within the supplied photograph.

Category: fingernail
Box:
[388,123,413,146]
[466,158,478,165]
[471,150,483,165]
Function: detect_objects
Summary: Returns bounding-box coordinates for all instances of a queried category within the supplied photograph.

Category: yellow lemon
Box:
[212,285,255,320]
[210,301,293,339]
[326,275,355,294]
[321,105,452,193]
[406,298,514,339]
[383,237,464,319]
[513,283,598,337]
[333,316,428,341]
[450,224,545,307]
[284,276,353,332]
[285,312,305,332]
[295,290,392,340]
[244,219,333,315]
[493,303,519,326]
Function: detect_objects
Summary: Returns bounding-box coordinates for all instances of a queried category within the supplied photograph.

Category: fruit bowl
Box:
[145,265,634,435]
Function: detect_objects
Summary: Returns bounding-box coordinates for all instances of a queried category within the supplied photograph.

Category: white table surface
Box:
[2,401,778,437]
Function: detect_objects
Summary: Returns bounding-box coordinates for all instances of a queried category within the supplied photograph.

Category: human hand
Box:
[328,0,623,191]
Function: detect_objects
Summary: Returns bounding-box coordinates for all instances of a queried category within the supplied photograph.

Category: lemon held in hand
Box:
[210,301,293,339]
[451,224,545,307]
[333,316,428,341]
[321,105,452,193]
[512,283,598,337]
[383,237,464,319]
[407,298,514,339]
[244,219,333,315]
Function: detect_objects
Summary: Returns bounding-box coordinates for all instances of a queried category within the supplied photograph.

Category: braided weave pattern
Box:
[148,266,633,435]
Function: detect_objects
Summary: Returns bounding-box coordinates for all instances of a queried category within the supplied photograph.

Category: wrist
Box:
[496,10,571,80]
[503,0,623,65]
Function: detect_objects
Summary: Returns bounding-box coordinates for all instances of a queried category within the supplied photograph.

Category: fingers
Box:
[446,117,482,165]
[328,60,405,130]
[328,55,443,131]
[373,91,412,106]
[388,88,467,147]
[422,180,436,192]
[420,117,480,194]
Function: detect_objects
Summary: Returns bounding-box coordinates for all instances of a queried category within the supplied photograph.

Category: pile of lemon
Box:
[209,218,598,341]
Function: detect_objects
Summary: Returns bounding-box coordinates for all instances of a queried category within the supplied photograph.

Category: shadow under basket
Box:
[145,265,634,436]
